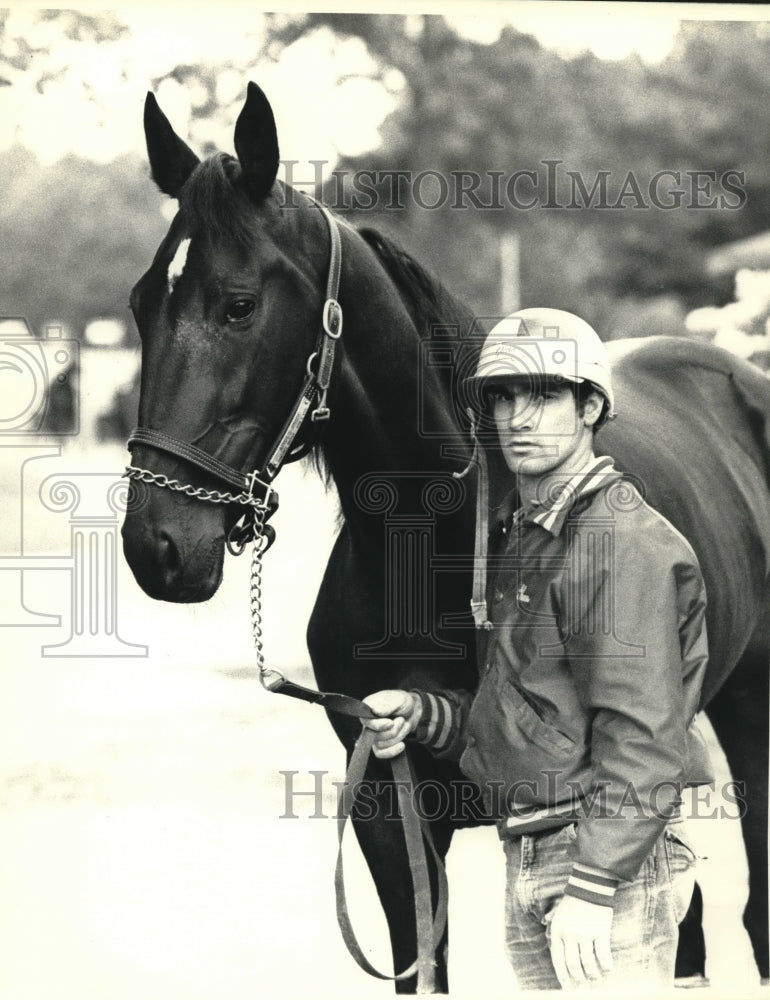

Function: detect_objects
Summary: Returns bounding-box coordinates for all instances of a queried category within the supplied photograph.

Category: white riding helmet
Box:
[466,307,615,421]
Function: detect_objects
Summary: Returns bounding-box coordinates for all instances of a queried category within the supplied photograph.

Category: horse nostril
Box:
[122,513,224,602]
[157,529,182,586]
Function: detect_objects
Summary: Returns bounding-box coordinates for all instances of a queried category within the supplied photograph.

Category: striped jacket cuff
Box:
[564,864,620,908]
[409,690,456,753]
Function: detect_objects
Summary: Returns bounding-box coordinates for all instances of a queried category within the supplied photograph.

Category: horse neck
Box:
[315,223,472,529]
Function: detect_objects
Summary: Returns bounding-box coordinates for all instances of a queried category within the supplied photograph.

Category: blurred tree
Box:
[85,12,770,437]
[0,8,262,339]
[3,11,769,348]
[264,15,770,329]
[0,146,167,339]
[0,8,128,88]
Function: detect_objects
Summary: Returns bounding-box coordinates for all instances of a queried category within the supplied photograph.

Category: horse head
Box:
[122,83,336,602]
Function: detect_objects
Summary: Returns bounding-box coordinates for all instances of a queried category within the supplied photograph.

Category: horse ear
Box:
[233,82,280,199]
[143,92,200,198]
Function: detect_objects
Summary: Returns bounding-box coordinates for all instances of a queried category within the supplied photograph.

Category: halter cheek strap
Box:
[124,201,343,547]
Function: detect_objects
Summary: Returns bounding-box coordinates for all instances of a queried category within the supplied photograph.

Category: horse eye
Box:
[226,299,255,323]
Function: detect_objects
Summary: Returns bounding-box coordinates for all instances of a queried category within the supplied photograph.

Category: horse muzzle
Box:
[121,496,225,603]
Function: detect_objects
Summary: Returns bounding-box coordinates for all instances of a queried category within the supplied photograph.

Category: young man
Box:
[362,308,713,990]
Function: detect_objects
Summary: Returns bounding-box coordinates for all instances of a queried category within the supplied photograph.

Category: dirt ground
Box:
[0,444,765,999]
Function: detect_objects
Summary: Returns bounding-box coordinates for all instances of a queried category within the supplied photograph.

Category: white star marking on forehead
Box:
[167,238,192,295]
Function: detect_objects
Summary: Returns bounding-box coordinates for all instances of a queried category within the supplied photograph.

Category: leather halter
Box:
[124,200,343,551]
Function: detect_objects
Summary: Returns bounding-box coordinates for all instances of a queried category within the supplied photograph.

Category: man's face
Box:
[490,378,595,478]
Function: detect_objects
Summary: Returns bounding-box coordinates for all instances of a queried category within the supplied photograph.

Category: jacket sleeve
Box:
[561,506,708,884]
[407,688,473,762]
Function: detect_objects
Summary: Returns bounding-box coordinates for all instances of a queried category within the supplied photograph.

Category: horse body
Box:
[604,337,770,702]
[601,338,770,980]
[122,84,770,990]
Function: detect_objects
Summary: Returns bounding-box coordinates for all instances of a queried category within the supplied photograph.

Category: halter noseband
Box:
[124,201,343,555]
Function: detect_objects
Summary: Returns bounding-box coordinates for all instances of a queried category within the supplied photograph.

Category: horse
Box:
[121,82,770,991]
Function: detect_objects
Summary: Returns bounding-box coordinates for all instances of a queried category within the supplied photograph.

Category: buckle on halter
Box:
[322,298,343,339]
[246,470,273,506]
[310,385,331,422]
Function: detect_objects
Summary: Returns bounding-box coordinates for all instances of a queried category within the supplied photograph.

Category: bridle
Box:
[123,199,343,556]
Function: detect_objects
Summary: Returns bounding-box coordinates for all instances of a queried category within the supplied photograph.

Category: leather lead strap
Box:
[260,673,377,719]
[393,749,447,993]
[334,727,448,993]
[262,668,448,990]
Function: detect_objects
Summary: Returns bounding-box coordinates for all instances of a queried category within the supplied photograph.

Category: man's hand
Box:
[361,690,422,759]
[548,895,614,988]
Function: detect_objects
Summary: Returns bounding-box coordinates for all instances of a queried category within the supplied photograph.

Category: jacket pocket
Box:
[458,667,585,800]
[504,677,577,757]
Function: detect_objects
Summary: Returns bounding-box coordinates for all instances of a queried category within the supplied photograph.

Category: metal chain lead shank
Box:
[249,506,271,682]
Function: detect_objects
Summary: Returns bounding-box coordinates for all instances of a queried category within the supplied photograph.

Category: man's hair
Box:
[576,381,608,432]
[482,376,608,431]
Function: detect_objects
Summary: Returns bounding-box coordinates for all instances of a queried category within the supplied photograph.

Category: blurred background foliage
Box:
[2,10,770,385]
[282,15,769,333]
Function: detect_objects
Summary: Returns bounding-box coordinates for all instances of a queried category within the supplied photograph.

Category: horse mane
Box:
[310,225,475,490]
[357,227,475,337]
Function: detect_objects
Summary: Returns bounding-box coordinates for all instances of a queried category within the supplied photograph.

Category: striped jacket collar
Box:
[495,455,622,538]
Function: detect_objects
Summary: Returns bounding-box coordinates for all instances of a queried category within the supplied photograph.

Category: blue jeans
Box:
[502,821,697,990]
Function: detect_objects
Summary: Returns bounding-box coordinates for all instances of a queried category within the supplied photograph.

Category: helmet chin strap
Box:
[453,409,492,630]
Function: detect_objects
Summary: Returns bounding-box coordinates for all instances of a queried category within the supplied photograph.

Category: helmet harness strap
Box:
[453,408,493,630]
